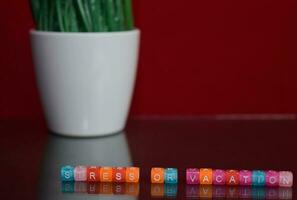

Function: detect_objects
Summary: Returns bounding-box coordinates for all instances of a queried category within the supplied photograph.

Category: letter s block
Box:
[61,165,74,182]
[112,167,126,182]
[126,167,140,183]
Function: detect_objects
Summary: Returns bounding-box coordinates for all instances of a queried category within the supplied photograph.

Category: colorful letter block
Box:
[61,165,74,182]
[100,167,113,182]
[200,168,213,185]
[151,168,165,183]
[186,168,199,184]
[265,170,279,187]
[226,170,239,185]
[112,167,126,182]
[165,168,178,184]
[279,171,293,187]
[252,170,266,186]
[126,167,140,183]
[74,166,87,181]
[87,166,100,182]
[199,185,212,198]
[165,183,178,197]
[213,169,226,185]
[239,170,252,186]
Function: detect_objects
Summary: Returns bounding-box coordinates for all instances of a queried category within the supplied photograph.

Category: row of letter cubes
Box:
[61,166,139,182]
[186,169,293,187]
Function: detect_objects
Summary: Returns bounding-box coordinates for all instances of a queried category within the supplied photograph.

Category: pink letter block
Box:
[279,171,293,187]
[266,170,279,187]
[186,168,199,184]
[213,169,226,185]
[239,170,252,186]
[74,166,87,181]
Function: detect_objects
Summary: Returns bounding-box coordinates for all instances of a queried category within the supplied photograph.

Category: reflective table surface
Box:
[1,118,296,199]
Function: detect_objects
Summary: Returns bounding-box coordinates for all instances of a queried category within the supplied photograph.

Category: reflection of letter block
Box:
[74,166,87,181]
[100,167,113,182]
[213,169,226,185]
[239,170,252,186]
[99,183,113,194]
[279,187,293,199]
[239,186,252,198]
[186,168,199,184]
[151,168,165,183]
[199,185,212,198]
[112,167,126,182]
[200,168,213,185]
[87,166,100,182]
[126,183,140,196]
[186,185,199,198]
[151,184,164,197]
[165,168,178,184]
[279,171,293,187]
[265,170,279,187]
[226,170,239,186]
[126,167,140,183]
[252,187,265,199]
[265,188,279,199]
[87,183,99,194]
[226,187,239,198]
[212,186,226,198]
[252,170,266,186]
[61,165,74,182]
[113,183,126,194]
[61,182,74,193]
[165,184,178,197]
[74,182,87,193]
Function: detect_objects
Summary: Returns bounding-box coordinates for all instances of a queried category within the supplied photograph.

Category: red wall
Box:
[0,0,297,119]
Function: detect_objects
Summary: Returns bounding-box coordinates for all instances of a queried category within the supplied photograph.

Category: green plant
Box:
[30,0,134,32]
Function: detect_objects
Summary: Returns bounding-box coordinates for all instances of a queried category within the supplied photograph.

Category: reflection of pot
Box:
[38,132,135,200]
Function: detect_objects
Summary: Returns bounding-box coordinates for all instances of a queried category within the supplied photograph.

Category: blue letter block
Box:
[164,168,178,184]
[252,170,265,186]
[61,165,74,182]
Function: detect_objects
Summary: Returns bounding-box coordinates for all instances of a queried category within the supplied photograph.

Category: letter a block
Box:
[226,170,239,185]
[200,168,213,185]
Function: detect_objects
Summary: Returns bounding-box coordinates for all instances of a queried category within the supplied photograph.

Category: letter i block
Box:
[126,167,140,183]
[265,170,279,187]
[213,169,226,185]
[252,170,266,186]
[100,167,113,182]
[239,170,252,186]
[113,167,126,182]
[165,168,178,184]
[61,165,74,181]
[226,170,239,186]
[200,168,213,185]
[74,166,87,181]
[186,168,199,184]
[279,171,293,187]
[87,166,100,182]
[151,168,165,183]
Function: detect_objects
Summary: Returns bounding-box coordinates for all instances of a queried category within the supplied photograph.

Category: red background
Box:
[0,0,297,119]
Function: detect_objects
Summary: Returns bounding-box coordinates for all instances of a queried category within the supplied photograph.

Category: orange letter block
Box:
[151,168,165,183]
[200,168,213,185]
[100,167,113,182]
[126,167,140,183]
[87,166,100,182]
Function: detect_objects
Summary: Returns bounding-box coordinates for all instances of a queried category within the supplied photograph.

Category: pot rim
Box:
[30,28,140,38]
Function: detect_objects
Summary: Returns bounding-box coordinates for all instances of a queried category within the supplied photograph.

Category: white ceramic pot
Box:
[30,29,140,137]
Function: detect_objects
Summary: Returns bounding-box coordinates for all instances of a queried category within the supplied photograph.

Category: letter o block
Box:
[87,166,100,182]
[100,167,113,182]
[213,169,226,185]
[112,167,126,182]
[265,170,279,187]
[151,168,165,183]
[61,165,74,182]
[126,167,140,183]
[226,170,239,185]
[200,168,213,185]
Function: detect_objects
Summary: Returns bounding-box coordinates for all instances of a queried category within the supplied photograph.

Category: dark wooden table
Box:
[0,118,296,199]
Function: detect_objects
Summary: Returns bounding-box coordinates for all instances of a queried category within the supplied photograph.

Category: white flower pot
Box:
[30,29,140,137]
